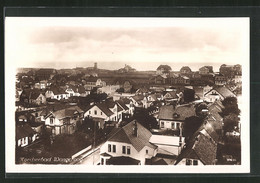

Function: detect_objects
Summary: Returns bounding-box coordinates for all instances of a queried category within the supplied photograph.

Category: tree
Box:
[195,102,208,118]
[183,116,203,141]
[157,65,172,73]
[183,88,195,103]
[116,88,124,93]
[221,97,240,116]
[223,113,240,133]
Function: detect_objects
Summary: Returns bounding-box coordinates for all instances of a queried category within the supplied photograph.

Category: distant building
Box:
[180,66,192,75]
[215,73,227,86]
[156,65,172,75]
[118,64,136,73]
[20,89,46,105]
[219,64,241,79]
[199,66,213,75]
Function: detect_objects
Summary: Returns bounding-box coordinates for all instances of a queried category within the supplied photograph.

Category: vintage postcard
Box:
[5,17,250,173]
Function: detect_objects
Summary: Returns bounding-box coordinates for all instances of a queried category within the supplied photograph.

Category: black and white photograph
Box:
[5,17,250,173]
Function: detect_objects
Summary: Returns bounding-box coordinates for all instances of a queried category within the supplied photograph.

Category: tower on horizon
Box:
[94,62,97,70]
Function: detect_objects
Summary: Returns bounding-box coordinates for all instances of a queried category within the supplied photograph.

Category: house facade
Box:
[99,121,158,165]
[204,87,236,103]
[44,106,84,136]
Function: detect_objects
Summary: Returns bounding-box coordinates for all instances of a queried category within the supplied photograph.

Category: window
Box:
[186,159,192,165]
[127,146,131,155]
[122,146,126,154]
[89,111,91,114]
[50,118,54,124]
[161,121,164,128]
[193,160,198,165]
[113,145,116,153]
[177,123,180,130]
[94,110,97,115]
[101,112,103,115]
[171,122,175,129]
[146,150,148,154]
[108,144,111,152]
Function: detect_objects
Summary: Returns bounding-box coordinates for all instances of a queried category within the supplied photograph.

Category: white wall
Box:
[84,106,109,120]
[100,141,157,165]
[177,158,204,165]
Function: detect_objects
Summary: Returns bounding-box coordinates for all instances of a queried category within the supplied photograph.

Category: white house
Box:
[99,121,158,165]
[16,124,37,147]
[204,86,236,103]
[44,106,84,136]
[149,135,185,156]
[157,104,196,133]
[45,86,69,100]
[84,100,125,128]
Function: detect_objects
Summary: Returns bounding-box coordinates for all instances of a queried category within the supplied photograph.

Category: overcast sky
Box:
[5,17,249,71]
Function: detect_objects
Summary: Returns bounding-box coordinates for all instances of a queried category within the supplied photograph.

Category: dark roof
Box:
[158,105,175,120]
[77,85,86,94]
[132,95,144,102]
[95,103,114,117]
[121,98,131,105]
[108,120,157,152]
[193,87,204,99]
[116,100,129,111]
[100,152,112,157]
[45,106,83,120]
[85,76,98,82]
[49,86,66,95]
[16,124,36,140]
[136,86,150,93]
[107,156,140,165]
[164,91,178,99]
[21,89,44,100]
[206,86,236,99]
[158,104,196,121]
[175,132,217,165]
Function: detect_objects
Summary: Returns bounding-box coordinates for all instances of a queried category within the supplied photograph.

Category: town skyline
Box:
[6,17,248,71]
[16,61,235,72]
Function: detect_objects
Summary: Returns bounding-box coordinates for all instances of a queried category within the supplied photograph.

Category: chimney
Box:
[133,121,138,137]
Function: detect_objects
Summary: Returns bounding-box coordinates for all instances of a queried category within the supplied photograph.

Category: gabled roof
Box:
[116,100,129,111]
[48,86,66,95]
[164,91,178,99]
[121,98,131,105]
[205,86,236,99]
[158,104,196,121]
[21,89,44,100]
[95,103,114,117]
[136,86,150,93]
[45,106,83,120]
[158,105,175,120]
[107,120,157,152]
[16,124,36,140]
[175,132,217,165]
[193,87,204,99]
[132,95,145,102]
